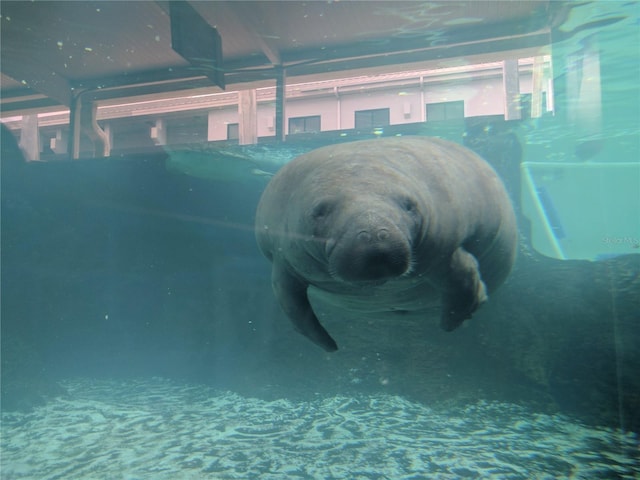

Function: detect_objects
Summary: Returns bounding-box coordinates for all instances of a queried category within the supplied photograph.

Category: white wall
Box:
[285,97,338,132]
[207,108,237,141]
[205,70,542,141]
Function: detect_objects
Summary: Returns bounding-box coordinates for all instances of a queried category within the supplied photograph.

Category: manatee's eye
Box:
[399,196,418,213]
[311,199,334,220]
[310,199,336,237]
[398,196,422,236]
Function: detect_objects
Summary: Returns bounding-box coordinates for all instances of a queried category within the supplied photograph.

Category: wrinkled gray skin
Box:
[255,137,517,352]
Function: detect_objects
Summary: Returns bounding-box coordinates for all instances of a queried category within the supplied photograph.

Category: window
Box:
[166,116,208,144]
[227,123,239,140]
[288,115,321,134]
[426,101,464,121]
[354,108,390,130]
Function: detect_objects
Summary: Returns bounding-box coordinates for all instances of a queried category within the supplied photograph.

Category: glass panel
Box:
[1,2,638,478]
[354,108,390,129]
[288,115,320,134]
[226,123,239,140]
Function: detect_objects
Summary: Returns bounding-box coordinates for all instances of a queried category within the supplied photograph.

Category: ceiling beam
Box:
[196,1,282,66]
[1,54,73,107]
[169,1,225,89]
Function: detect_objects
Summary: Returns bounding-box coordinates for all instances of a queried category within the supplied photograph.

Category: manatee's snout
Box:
[328,221,412,283]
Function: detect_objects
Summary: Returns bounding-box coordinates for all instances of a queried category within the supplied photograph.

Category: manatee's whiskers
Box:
[402,254,417,277]
[327,265,341,281]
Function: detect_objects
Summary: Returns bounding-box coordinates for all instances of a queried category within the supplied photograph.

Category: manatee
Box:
[255,136,517,351]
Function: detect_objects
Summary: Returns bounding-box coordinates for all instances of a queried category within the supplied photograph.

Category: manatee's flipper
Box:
[440,247,488,331]
[271,262,338,352]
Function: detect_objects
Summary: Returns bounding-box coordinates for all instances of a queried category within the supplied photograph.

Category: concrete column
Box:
[275,66,286,142]
[70,94,110,158]
[238,89,258,145]
[334,86,341,130]
[19,114,40,161]
[69,93,81,159]
[502,59,521,121]
[81,101,110,157]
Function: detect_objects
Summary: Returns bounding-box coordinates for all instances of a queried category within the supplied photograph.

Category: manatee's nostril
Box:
[357,231,372,243]
[357,229,390,243]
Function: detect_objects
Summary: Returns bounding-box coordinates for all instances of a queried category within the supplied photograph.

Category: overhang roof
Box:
[1,1,563,114]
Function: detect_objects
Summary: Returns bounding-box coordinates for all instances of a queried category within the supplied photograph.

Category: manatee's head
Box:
[304,192,425,284]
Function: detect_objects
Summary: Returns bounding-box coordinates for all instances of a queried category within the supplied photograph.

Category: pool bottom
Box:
[1,378,637,479]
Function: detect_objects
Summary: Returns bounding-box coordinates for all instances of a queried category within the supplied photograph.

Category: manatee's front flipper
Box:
[440,247,488,331]
[271,262,338,352]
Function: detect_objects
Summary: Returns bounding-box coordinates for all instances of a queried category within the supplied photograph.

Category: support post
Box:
[275,66,286,142]
[69,92,110,158]
[19,115,40,161]
[502,59,522,121]
[238,89,258,145]
[81,100,110,157]
[69,93,81,159]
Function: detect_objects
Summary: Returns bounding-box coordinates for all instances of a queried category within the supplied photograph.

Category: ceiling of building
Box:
[1,1,566,114]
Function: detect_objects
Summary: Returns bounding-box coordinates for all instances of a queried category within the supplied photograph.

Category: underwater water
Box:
[2,1,640,479]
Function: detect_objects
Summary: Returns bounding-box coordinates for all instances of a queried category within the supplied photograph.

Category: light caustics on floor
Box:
[1,378,638,479]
